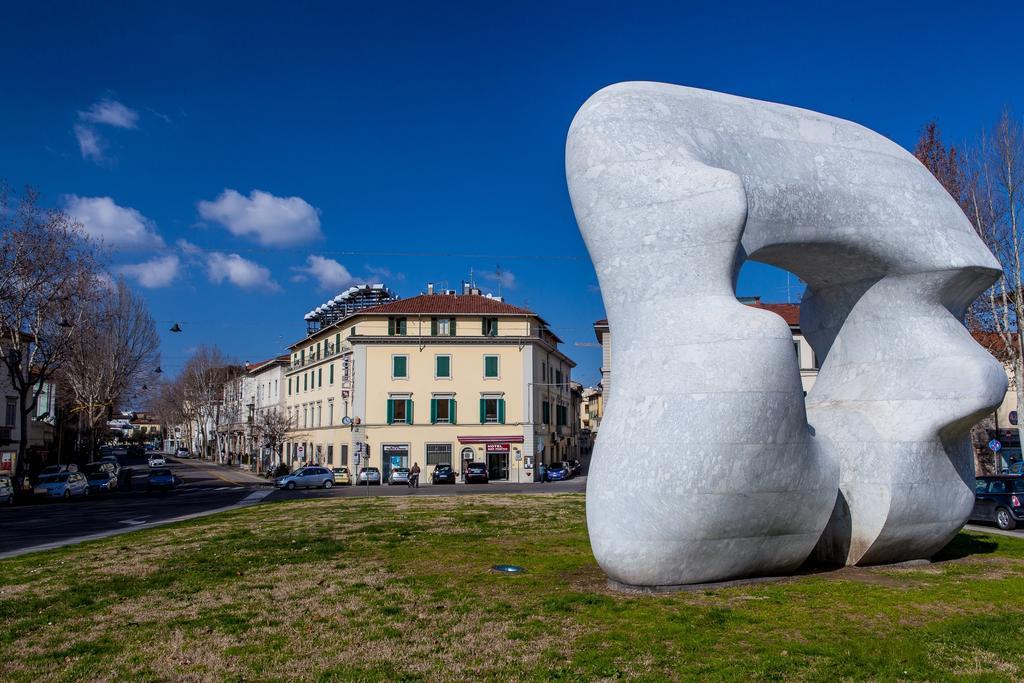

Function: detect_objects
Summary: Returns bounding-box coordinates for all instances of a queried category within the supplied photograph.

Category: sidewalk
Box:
[182,457,270,486]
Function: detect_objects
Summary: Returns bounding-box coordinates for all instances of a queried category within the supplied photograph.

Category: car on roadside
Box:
[970,475,1024,530]
[0,476,14,505]
[465,462,489,484]
[357,467,381,486]
[144,444,155,452]
[545,462,572,482]
[34,472,90,499]
[84,465,118,493]
[147,468,179,491]
[38,464,79,478]
[332,467,352,485]
[431,463,456,485]
[175,447,191,459]
[389,467,411,486]
[275,466,334,490]
[99,455,121,473]
[148,455,167,467]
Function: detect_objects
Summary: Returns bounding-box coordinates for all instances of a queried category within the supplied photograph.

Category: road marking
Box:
[118,517,151,526]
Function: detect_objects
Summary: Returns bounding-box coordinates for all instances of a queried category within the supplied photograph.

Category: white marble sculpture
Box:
[566,82,1007,587]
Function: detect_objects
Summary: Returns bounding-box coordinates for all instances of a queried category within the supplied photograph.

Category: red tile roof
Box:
[357,293,536,316]
[748,303,799,326]
[246,354,291,372]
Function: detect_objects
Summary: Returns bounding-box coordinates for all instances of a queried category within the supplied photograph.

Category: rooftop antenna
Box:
[495,264,503,297]
[469,266,475,288]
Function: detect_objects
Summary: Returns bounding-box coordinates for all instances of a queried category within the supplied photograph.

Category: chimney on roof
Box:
[462,281,471,295]
[427,282,434,295]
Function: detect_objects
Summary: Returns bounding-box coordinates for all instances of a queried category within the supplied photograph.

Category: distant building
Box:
[284,282,577,483]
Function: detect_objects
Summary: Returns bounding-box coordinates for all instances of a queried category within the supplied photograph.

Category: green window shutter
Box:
[485,356,498,378]
[479,399,486,424]
[304,374,308,391]
[498,399,506,424]
[393,356,407,378]
[386,399,394,425]
[481,318,487,335]
[318,368,322,387]
[407,399,413,425]
[399,318,407,335]
[450,399,457,425]
[431,317,438,336]
[450,318,456,336]
[329,364,334,384]
[430,399,437,424]
[335,333,340,350]
[490,319,497,336]
[288,378,291,396]
[388,318,395,335]
[436,355,450,378]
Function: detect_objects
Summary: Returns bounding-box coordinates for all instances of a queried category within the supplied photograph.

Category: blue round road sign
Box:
[989,439,1002,453]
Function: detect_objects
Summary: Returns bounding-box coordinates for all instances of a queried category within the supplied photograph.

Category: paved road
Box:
[0,455,587,555]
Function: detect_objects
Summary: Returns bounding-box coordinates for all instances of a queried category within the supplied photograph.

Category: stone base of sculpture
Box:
[567,82,1006,587]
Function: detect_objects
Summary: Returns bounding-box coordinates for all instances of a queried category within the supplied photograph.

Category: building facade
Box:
[284,286,577,483]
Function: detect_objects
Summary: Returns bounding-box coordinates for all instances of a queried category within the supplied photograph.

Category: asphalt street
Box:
[0,454,588,555]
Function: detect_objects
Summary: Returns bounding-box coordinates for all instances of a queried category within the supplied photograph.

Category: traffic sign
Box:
[989,439,1002,453]
[353,453,361,465]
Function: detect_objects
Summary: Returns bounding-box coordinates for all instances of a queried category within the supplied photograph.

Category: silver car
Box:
[357,467,381,485]
[275,466,334,490]
[388,467,411,486]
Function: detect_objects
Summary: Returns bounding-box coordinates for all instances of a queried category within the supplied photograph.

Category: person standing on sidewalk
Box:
[538,462,547,483]
[409,462,421,488]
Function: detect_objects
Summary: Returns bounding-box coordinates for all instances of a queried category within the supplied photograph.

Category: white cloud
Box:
[197,189,322,246]
[207,252,280,291]
[73,124,106,162]
[64,195,164,249]
[117,255,180,288]
[175,238,203,255]
[79,99,139,129]
[482,269,516,290]
[297,255,353,290]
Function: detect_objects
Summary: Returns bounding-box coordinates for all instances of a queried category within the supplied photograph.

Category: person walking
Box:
[410,462,421,488]
[538,462,547,483]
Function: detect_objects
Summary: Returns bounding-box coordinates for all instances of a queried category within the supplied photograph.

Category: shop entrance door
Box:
[382,444,409,482]
[487,452,509,481]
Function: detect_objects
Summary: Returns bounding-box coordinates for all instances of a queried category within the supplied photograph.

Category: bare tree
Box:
[0,185,101,478]
[962,112,1024,449]
[178,346,241,461]
[60,278,160,460]
[253,408,305,472]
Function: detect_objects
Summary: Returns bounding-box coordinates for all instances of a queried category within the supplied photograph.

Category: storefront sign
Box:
[0,452,12,472]
[383,444,408,456]
[485,443,510,454]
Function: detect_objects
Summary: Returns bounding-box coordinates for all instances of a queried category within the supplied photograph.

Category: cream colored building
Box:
[284,286,577,483]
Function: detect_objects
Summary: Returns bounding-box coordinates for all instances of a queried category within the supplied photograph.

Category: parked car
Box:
[147,468,179,491]
[332,467,352,485]
[275,466,334,490]
[148,455,167,467]
[175,447,190,459]
[431,464,456,485]
[1004,462,1024,475]
[465,462,489,484]
[0,475,14,505]
[34,472,90,498]
[99,455,121,475]
[568,459,582,476]
[970,476,1024,530]
[545,462,572,482]
[84,465,118,493]
[357,467,382,486]
[38,464,78,478]
[389,467,411,486]
[144,444,155,452]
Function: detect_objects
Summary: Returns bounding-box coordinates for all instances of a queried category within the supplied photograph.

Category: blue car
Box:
[34,472,90,498]
[147,468,179,491]
[84,465,118,493]
[544,462,572,482]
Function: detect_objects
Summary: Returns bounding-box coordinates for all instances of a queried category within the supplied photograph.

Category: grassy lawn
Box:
[1,493,1023,681]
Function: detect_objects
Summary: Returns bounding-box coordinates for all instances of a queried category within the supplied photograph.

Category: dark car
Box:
[147,468,179,492]
[465,462,488,484]
[970,476,1024,530]
[545,462,572,482]
[83,464,118,493]
[432,464,456,485]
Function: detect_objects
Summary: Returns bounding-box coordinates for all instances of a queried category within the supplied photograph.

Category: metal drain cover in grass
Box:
[492,564,526,574]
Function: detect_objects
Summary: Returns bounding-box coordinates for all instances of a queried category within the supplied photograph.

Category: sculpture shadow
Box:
[929,532,999,562]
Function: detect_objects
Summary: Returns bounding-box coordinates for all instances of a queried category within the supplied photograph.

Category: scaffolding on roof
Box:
[303,283,399,334]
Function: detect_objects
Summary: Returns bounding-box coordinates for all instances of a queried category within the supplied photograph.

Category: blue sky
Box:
[2,1,1022,385]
